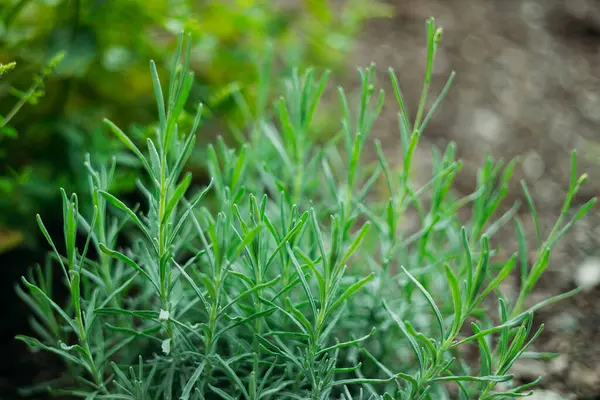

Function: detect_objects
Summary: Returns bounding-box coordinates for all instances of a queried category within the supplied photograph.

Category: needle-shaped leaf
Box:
[213,355,250,400]
[287,244,317,319]
[16,335,85,367]
[430,375,513,383]
[215,308,277,339]
[445,264,463,339]
[36,214,68,280]
[317,327,376,356]
[218,275,281,317]
[98,191,153,244]
[162,173,192,225]
[149,60,166,136]
[99,244,159,293]
[383,300,424,372]
[104,119,153,177]
[325,273,374,320]
[173,261,210,312]
[180,361,205,400]
[339,221,371,267]
[21,278,76,332]
[401,265,444,341]
[264,212,308,273]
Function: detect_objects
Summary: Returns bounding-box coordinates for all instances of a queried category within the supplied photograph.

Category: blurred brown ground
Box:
[339,0,600,398]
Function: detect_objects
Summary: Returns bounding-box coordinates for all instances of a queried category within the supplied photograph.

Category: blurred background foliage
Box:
[0,0,393,253]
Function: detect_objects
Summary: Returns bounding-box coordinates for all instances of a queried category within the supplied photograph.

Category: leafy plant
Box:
[16,18,595,399]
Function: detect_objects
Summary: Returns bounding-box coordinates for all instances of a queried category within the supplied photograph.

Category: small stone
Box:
[472,108,505,143]
[549,354,569,375]
[574,257,600,291]
[523,151,545,180]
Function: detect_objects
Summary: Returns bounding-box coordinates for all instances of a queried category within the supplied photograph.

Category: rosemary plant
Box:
[17,18,595,400]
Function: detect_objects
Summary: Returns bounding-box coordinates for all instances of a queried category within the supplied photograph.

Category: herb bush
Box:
[17,18,596,399]
[0,0,391,251]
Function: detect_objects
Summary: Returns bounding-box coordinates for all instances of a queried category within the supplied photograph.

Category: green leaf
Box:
[461,227,473,293]
[509,288,580,326]
[214,355,250,400]
[430,374,513,383]
[482,391,535,399]
[327,374,404,391]
[277,97,297,159]
[215,308,277,339]
[348,133,363,188]
[445,264,463,339]
[515,217,528,288]
[383,300,424,371]
[258,297,309,336]
[98,191,153,245]
[285,297,314,336]
[287,244,317,319]
[255,335,302,369]
[470,235,489,304]
[474,255,516,306]
[162,172,192,224]
[264,212,308,273]
[472,323,492,377]
[69,271,83,336]
[388,67,411,133]
[104,119,153,177]
[147,138,161,177]
[218,275,281,317]
[20,278,76,332]
[94,307,158,319]
[309,207,328,275]
[326,273,374,320]
[149,60,167,136]
[173,261,210,312]
[231,144,248,191]
[208,385,235,400]
[520,180,541,248]
[171,180,213,243]
[401,265,444,341]
[180,361,205,400]
[419,71,456,133]
[166,72,194,147]
[294,248,325,302]
[316,327,376,356]
[339,221,371,267]
[36,214,68,280]
[15,335,85,367]
[99,244,159,293]
[452,319,520,348]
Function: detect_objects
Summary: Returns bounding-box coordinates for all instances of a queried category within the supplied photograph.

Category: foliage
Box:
[0,54,64,251]
[0,0,391,251]
[16,18,596,399]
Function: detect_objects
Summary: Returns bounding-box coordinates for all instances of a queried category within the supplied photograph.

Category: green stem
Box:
[1,79,42,129]
[413,20,438,133]
[201,276,222,396]
[158,147,175,342]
